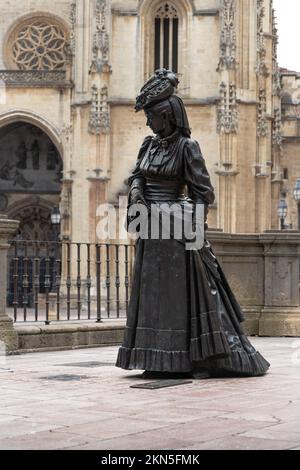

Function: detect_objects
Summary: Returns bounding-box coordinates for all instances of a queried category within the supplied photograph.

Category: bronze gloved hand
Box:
[125,185,150,233]
[129,187,149,209]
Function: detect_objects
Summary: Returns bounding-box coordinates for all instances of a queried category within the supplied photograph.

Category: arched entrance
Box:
[0,120,63,308]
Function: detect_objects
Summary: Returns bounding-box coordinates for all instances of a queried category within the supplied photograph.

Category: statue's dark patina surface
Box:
[116,69,270,379]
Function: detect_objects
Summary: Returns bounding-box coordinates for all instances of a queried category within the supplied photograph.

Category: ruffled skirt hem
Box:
[115,345,270,377]
[115,346,192,372]
[203,349,271,377]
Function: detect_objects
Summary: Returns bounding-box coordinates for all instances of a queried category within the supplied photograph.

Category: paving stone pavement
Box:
[0,337,300,450]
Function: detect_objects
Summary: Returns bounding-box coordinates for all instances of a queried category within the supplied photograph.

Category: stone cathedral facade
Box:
[0,0,296,243]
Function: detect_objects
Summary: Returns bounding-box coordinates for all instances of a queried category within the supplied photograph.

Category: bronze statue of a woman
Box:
[116,69,270,379]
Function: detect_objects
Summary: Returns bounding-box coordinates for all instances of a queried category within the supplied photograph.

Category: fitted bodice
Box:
[144,177,186,202]
[128,134,215,206]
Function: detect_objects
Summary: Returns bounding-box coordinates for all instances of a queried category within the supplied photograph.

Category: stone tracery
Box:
[9,18,68,70]
[155,2,178,19]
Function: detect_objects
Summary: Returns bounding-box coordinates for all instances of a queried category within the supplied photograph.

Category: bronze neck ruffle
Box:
[141,132,183,169]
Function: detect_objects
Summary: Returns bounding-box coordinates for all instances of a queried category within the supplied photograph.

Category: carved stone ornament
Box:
[90,0,112,74]
[61,124,73,143]
[256,0,269,77]
[257,88,268,137]
[8,18,68,71]
[272,8,281,96]
[155,2,178,19]
[69,1,76,58]
[0,70,68,87]
[218,0,237,70]
[217,82,238,134]
[273,107,282,147]
[88,84,110,135]
[215,161,239,177]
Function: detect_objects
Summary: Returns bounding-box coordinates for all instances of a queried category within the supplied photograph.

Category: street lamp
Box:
[51,206,61,242]
[51,206,61,228]
[277,198,288,230]
[293,178,300,230]
[50,206,61,293]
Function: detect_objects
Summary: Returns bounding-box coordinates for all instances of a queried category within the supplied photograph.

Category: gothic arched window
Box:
[154,3,179,73]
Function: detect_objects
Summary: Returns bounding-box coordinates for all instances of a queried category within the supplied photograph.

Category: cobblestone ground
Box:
[0,338,300,450]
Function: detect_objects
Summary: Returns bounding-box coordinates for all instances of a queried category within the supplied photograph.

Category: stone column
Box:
[259,231,300,336]
[87,175,109,312]
[0,215,19,352]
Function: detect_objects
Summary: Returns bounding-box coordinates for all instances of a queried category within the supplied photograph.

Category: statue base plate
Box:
[130,379,193,389]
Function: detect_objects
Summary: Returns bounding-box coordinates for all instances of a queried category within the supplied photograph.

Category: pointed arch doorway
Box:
[0,120,63,308]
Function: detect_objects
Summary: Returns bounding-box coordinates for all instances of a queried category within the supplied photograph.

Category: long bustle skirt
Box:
[116,238,270,377]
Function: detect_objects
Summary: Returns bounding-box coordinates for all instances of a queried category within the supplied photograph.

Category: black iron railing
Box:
[7,240,134,324]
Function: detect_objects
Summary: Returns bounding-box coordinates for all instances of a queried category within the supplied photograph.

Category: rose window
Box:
[10,19,68,70]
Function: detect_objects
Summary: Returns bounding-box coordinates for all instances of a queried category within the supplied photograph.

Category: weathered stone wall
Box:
[209,230,300,336]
